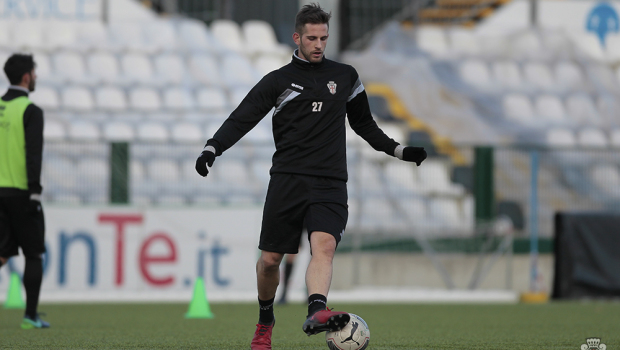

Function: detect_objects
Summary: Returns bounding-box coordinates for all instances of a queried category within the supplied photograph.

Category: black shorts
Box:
[0,195,46,258]
[259,173,348,254]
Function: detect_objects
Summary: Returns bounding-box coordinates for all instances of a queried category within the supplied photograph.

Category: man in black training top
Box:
[0,53,49,329]
[195,3,426,349]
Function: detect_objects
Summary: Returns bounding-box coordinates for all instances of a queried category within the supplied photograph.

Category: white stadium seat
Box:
[61,87,94,111]
[491,61,522,89]
[565,93,601,125]
[554,62,584,91]
[577,128,608,148]
[31,86,60,110]
[597,95,620,125]
[87,52,122,85]
[188,54,223,86]
[136,122,169,142]
[586,65,619,93]
[102,121,135,141]
[503,93,535,124]
[510,31,543,60]
[196,87,228,111]
[163,87,195,111]
[590,164,620,197]
[154,54,187,85]
[570,33,605,61]
[546,128,576,147]
[171,122,203,143]
[147,159,180,182]
[177,19,216,52]
[523,62,555,91]
[448,28,480,56]
[459,59,492,90]
[429,197,464,228]
[109,22,154,53]
[535,95,567,124]
[416,26,449,57]
[242,20,289,56]
[254,54,286,77]
[68,120,101,141]
[211,19,244,53]
[418,160,464,195]
[95,86,127,111]
[121,53,155,85]
[144,20,178,52]
[12,21,43,49]
[43,119,66,141]
[221,53,260,87]
[609,129,620,147]
[45,22,78,51]
[0,23,11,48]
[129,87,161,112]
[33,53,54,85]
[76,22,113,51]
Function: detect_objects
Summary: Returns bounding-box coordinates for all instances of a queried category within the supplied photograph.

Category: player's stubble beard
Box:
[299,41,323,64]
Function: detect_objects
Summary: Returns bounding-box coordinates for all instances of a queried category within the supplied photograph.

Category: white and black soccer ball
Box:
[325,313,370,350]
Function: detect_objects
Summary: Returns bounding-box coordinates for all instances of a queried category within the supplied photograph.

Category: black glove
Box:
[195,150,216,177]
[402,147,427,166]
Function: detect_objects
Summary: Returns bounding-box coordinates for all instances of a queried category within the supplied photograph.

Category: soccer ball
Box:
[325,313,370,350]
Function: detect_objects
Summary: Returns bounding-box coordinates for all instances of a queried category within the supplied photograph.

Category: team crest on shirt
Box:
[327,81,337,94]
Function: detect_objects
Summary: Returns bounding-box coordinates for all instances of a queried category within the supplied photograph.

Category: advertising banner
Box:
[0,206,263,302]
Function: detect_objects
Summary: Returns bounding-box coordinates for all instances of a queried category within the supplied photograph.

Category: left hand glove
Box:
[402,147,427,166]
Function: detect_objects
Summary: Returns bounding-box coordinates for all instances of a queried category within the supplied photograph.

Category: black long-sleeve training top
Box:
[0,87,44,197]
[209,51,399,182]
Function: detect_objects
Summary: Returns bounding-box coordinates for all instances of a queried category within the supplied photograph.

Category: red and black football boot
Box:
[302,308,350,336]
[250,320,275,350]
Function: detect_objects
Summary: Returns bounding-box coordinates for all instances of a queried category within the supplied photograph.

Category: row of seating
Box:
[0,50,288,89]
[417,27,620,62]
[545,128,620,149]
[459,59,620,93]
[502,93,619,127]
[0,18,292,57]
[28,85,250,113]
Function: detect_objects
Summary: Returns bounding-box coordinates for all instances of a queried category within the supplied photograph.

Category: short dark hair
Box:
[4,54,35,85]
[295,3,332,34]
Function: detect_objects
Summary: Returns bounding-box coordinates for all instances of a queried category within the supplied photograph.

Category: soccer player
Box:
[195,3,426,349]
[0,53,49,329]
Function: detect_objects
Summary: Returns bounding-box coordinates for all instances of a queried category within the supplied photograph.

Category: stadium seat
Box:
[510,31,544,60]
[221,53,260,87]
[477,34,509,58]
[136,121,169,142]
[147,158,180,182]
[154,53,187,86]
[0,23,11,49]
[129,87,161,112]
[545,128,576,147]
[491,61,522,89]
[428,197,465,230]
[177,19,217,52]
[523,62,555,91]
[121,53,155,86]
[211,19,244,53]
[384,160,420,193]
[250,159,272,185]
[554,62,584,91]
[242,20,290,56]
[102,121,135,141]
[502,93,536,125]
[45,22,78,51]
[535,95,567,124]
[67,120,101,141]
[171,122,203,143]
[95,86,128,112]
[229,86,252,106]
[254,54,287,77]
[162,87,196,111]
[33,53,54,85]
[570,33,606,61]
[144,20,178,52]
[43,119,66,141]
[243,122,272,144]
[576,128,608,149]
[447,28,480,56]
[196,87,229,111]
[76,158,109,188]
[459,59,493,90]
[188,54,223,86]
[416,26,449,57]
[53,51,93,85]
[61,86,95,111]
[418,160,464,196]
[597,95,620,125]
[109,22,154,53]
[76,22,113,51]
[586,65,620,94]
[87,52,122,85]
[565,93,601,125]
[31,86,60,110]
[12,21,43,50]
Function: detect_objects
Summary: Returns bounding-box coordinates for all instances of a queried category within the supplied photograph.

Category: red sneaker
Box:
[250,320,274,350]
[302,308,350,336]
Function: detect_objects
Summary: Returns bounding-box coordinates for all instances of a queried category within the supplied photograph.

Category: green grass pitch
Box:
[1,302,618,349]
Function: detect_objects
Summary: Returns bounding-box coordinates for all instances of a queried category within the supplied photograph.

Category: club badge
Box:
[581,338,606,350]
[327,81,337,95]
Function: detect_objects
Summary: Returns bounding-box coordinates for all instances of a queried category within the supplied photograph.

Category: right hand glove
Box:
[402,146,427,166]
[195,150,216,177]
[28,193,42,213]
